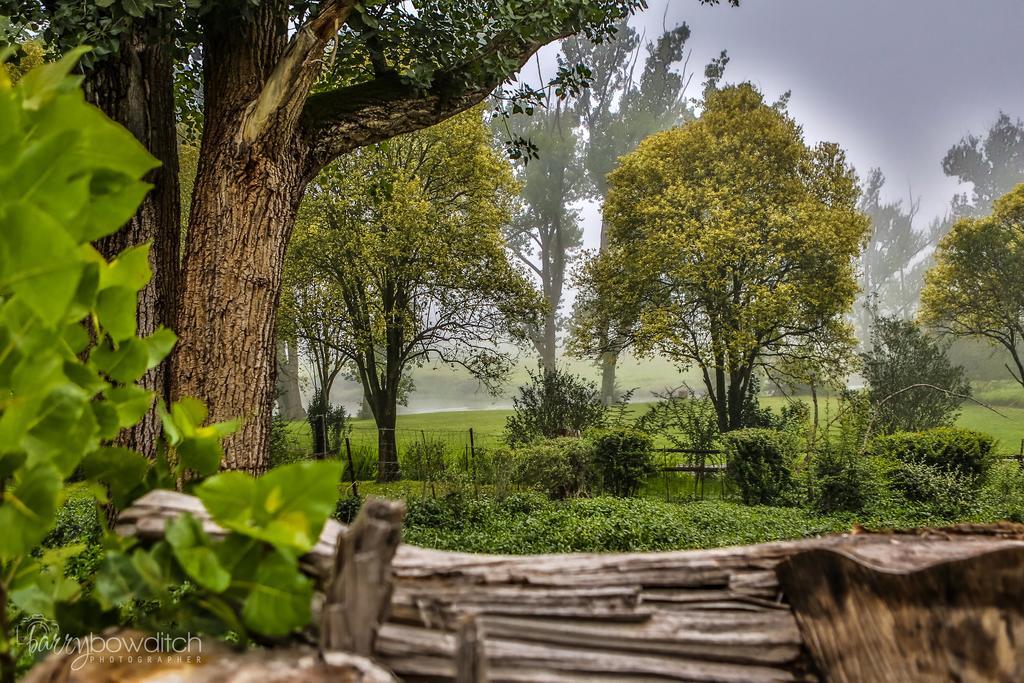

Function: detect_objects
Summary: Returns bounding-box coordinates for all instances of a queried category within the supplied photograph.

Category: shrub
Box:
[724,429,797,505]
[979,462,1024,523]
[637,393,720,451]
[808,445,878,514]
[505,367,605,445]
[886,459,979,519]
[403,438,448,483]
[472,446,518,496]
[590,429,655,497]
[512,439,598,499]
[870,428,994,480]
[306,388,349,456]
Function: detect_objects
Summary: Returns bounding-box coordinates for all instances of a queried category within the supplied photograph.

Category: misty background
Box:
[326,0,1024,415]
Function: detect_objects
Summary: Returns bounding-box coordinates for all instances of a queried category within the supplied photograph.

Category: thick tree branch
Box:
[300,31,571,174]
[238,0,358,146]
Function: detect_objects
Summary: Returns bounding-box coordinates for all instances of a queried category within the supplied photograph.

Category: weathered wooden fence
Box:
[28,490,1024,683]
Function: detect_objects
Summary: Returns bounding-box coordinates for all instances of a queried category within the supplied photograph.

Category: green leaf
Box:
[176,432,225,477]
[96,285,139,340]
[0,203,83,325]
[100,243,151,290]
[195,461,341,554]
[0,464,62,561]
[91,337,149,383]
[94,551,143,609]
[106,385,154,429]
[241,551,312,637]
[166,514,230,593]
[194,472,257,529]
[143,327,177,367]
[80,447,149,508]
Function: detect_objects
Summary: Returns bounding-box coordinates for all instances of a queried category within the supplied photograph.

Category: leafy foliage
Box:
[290,108,542,479]
[590,429,655,497]
[389,493,845,555]
[0,51,240,660]
[510,439,598,500]
[861,315,970,434]
[505,366,606,444]
[870,428,994,481]
[921,184,1024,390]
[306,387,348,457]
[885,459,979,519]
[402,438,448,485]
[574,84,870,431]
[637,392,721,452]
[0,55,343,663]
[724,429,798,506]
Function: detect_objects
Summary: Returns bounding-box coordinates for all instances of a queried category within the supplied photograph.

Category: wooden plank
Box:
[778,545,1024,682]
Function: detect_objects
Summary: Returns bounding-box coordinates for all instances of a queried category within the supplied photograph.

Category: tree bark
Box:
[276,339,306,420]
[172,3,300,474]
[377,408,400,483]
[82,18,180,459]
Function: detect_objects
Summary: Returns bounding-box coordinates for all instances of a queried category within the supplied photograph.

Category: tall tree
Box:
[289,110,541,481]
[861,314,970,435]
[503,101,584,371]
[277,276,349,409]
[573,84,869,431]
[2,0,733,474]
[921,184,1024,390]
[855,169,928,339]
[565,19,700,404]
[944,112,1024,219]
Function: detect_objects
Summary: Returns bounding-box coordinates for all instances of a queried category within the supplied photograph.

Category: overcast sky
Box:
[662,0,1024,221]
[545,0,1024,249]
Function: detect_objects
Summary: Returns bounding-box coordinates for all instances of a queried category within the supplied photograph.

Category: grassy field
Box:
[285,392,1024,462]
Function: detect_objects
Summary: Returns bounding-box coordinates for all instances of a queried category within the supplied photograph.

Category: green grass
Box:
[283,393,1024,463]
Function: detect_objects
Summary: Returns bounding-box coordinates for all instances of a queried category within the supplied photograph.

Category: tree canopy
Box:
[921,183,1024,389]
[573,83,870,430]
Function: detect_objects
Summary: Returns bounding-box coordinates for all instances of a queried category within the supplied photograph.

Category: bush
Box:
[505,367,605,445]
[870,428,994,480]
[402,438,448,482]
[472,446,518,496]
[808,445,879,514]
[979,462,1024,523]
[637,393,720,451]
[590,429,655,497]
[724,429,797,505]
[886,459,979,519]
[512,439,598,499]
[307,388,349,456]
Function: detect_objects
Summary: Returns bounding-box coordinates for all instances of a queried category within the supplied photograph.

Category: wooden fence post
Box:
[345,437,358,498]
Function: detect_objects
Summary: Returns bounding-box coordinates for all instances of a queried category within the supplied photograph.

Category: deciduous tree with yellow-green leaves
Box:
[921,184,1024,390]
[572,83,870,431]
[286,109,542,481]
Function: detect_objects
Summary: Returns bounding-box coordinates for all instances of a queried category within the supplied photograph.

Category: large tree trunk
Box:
[172,4,301,474]
[175,153,305,473]
[82,18,180,459]
[276,339,306,420]
[376,407,400,483]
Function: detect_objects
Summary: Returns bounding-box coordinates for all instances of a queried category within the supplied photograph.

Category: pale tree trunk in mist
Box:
[275,340,306,420]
